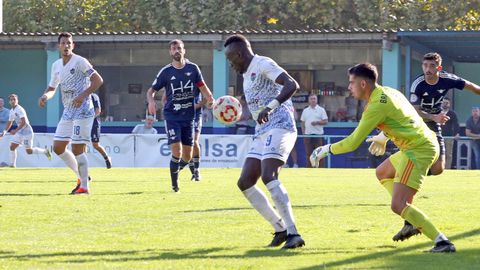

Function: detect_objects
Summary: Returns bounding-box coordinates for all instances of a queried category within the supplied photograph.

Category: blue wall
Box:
[0,50,47,128]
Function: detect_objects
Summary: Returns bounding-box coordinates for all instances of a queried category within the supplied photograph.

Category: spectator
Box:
[465,106,480,169]
[441,98,460,169]
[345,92,358,121]
[301,93,328,168]
[132,115,158,134]
[0,97,9,132]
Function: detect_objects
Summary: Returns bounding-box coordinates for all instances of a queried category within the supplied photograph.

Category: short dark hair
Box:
[423,52,442,66]
[224,34,249,48]
[9,94,18,100]
[169,39,184,47]
[348,63,378,83]
[58,32,73,43]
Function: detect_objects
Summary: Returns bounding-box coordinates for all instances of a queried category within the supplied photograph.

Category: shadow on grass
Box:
[180,203,389,213]
[295,228,480,270]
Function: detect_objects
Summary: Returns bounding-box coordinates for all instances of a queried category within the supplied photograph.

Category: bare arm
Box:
[413,104,449,124]
[301,121,306,134]
[10,117,26,135]
[199,84,214,109]
[257,72,299,124]
[146,88,157,115]
[1,120,13,136]
[466,128,480,140]
[464,80,480,95]
[72,73,104,108]
[38,86,57,108]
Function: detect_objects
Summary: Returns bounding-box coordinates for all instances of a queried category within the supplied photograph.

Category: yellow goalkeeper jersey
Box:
[331,85,437,155]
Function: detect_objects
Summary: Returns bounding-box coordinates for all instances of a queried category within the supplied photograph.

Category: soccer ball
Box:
[213,95,242,125]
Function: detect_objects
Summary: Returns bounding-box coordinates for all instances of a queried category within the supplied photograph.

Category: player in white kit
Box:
[0,94,51,167]
[224,34,305,249]
[38,32,103,195]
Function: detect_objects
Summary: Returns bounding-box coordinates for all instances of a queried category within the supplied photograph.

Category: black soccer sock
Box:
[179,159,189,171]
[170,156,180,187]
[405,220,412,226]
[189,160,195,174]
[193,156,200,171]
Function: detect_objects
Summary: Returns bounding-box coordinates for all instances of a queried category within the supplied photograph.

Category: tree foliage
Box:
[3,0,480,32]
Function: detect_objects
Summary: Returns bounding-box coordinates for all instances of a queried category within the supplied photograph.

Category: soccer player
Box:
[189,90,206,181]
[38,32,103,195]
[146,39,214,192]
[90,93,112,169]
[0,94,51,167]
[373,52,480,242]
[311,63,456,253]
[409,52,480,175]
[224,34,305,249]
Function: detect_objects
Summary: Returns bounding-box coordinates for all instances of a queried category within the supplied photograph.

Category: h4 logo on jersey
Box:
[173,104,181,111]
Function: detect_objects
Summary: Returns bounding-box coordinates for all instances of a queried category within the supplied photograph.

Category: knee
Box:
[237,177,252,191]
[26,149,33,155]
[53,145,65,155]
[390,200,406,216]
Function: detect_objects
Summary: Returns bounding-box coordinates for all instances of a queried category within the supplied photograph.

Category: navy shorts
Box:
[91,119,100,143]
[426,121,445,156]
[164,119,194,146]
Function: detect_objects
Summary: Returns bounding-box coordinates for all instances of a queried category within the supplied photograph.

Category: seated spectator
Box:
[132,115,158,134]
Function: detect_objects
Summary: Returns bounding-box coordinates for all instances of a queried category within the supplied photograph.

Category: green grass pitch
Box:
[0,168,479,269]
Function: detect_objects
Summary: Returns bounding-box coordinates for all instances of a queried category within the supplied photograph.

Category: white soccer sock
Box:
[434,233,448,243]
[58,150,79,178]
[75,153,89,190]
[243,185,286,232]
[31,147,47,155]
[266,180,298,235]
[9,150,17,167]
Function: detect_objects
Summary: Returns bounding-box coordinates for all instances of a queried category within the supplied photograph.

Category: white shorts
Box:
[54,117,94,144]
[12,131,34,149]
[246,128,297,162]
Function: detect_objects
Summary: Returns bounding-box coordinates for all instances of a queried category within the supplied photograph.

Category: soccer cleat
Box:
[105,156,112,169]
[429,240,456,253]
[191,170,201,181]
[267,230,287,247]
[71,187,89,195]
[45,149,52,161]
[282,234,305,249]
[392,224,421,241]
[172,186,180,192]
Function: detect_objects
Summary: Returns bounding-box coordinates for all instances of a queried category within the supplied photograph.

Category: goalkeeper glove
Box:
[365,131,389,156]
[310,144,331,168]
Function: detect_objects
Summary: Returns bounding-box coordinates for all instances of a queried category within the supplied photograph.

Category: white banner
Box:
[135,134,251,168]
[0,133,251,168]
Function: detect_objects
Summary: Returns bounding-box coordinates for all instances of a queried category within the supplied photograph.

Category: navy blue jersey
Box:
[152,61,205,121]
[194,88,202,121]
[409,71,465,115]
[91,93,100,126]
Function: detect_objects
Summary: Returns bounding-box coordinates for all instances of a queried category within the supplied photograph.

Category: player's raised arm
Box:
[464,80,480,95]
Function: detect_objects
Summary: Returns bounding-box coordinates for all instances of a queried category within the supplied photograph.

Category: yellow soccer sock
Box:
[379,178,394,196]
[401,204,440,241]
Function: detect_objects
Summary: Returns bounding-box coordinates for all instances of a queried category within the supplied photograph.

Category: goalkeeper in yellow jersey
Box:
[310,63,455,253]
